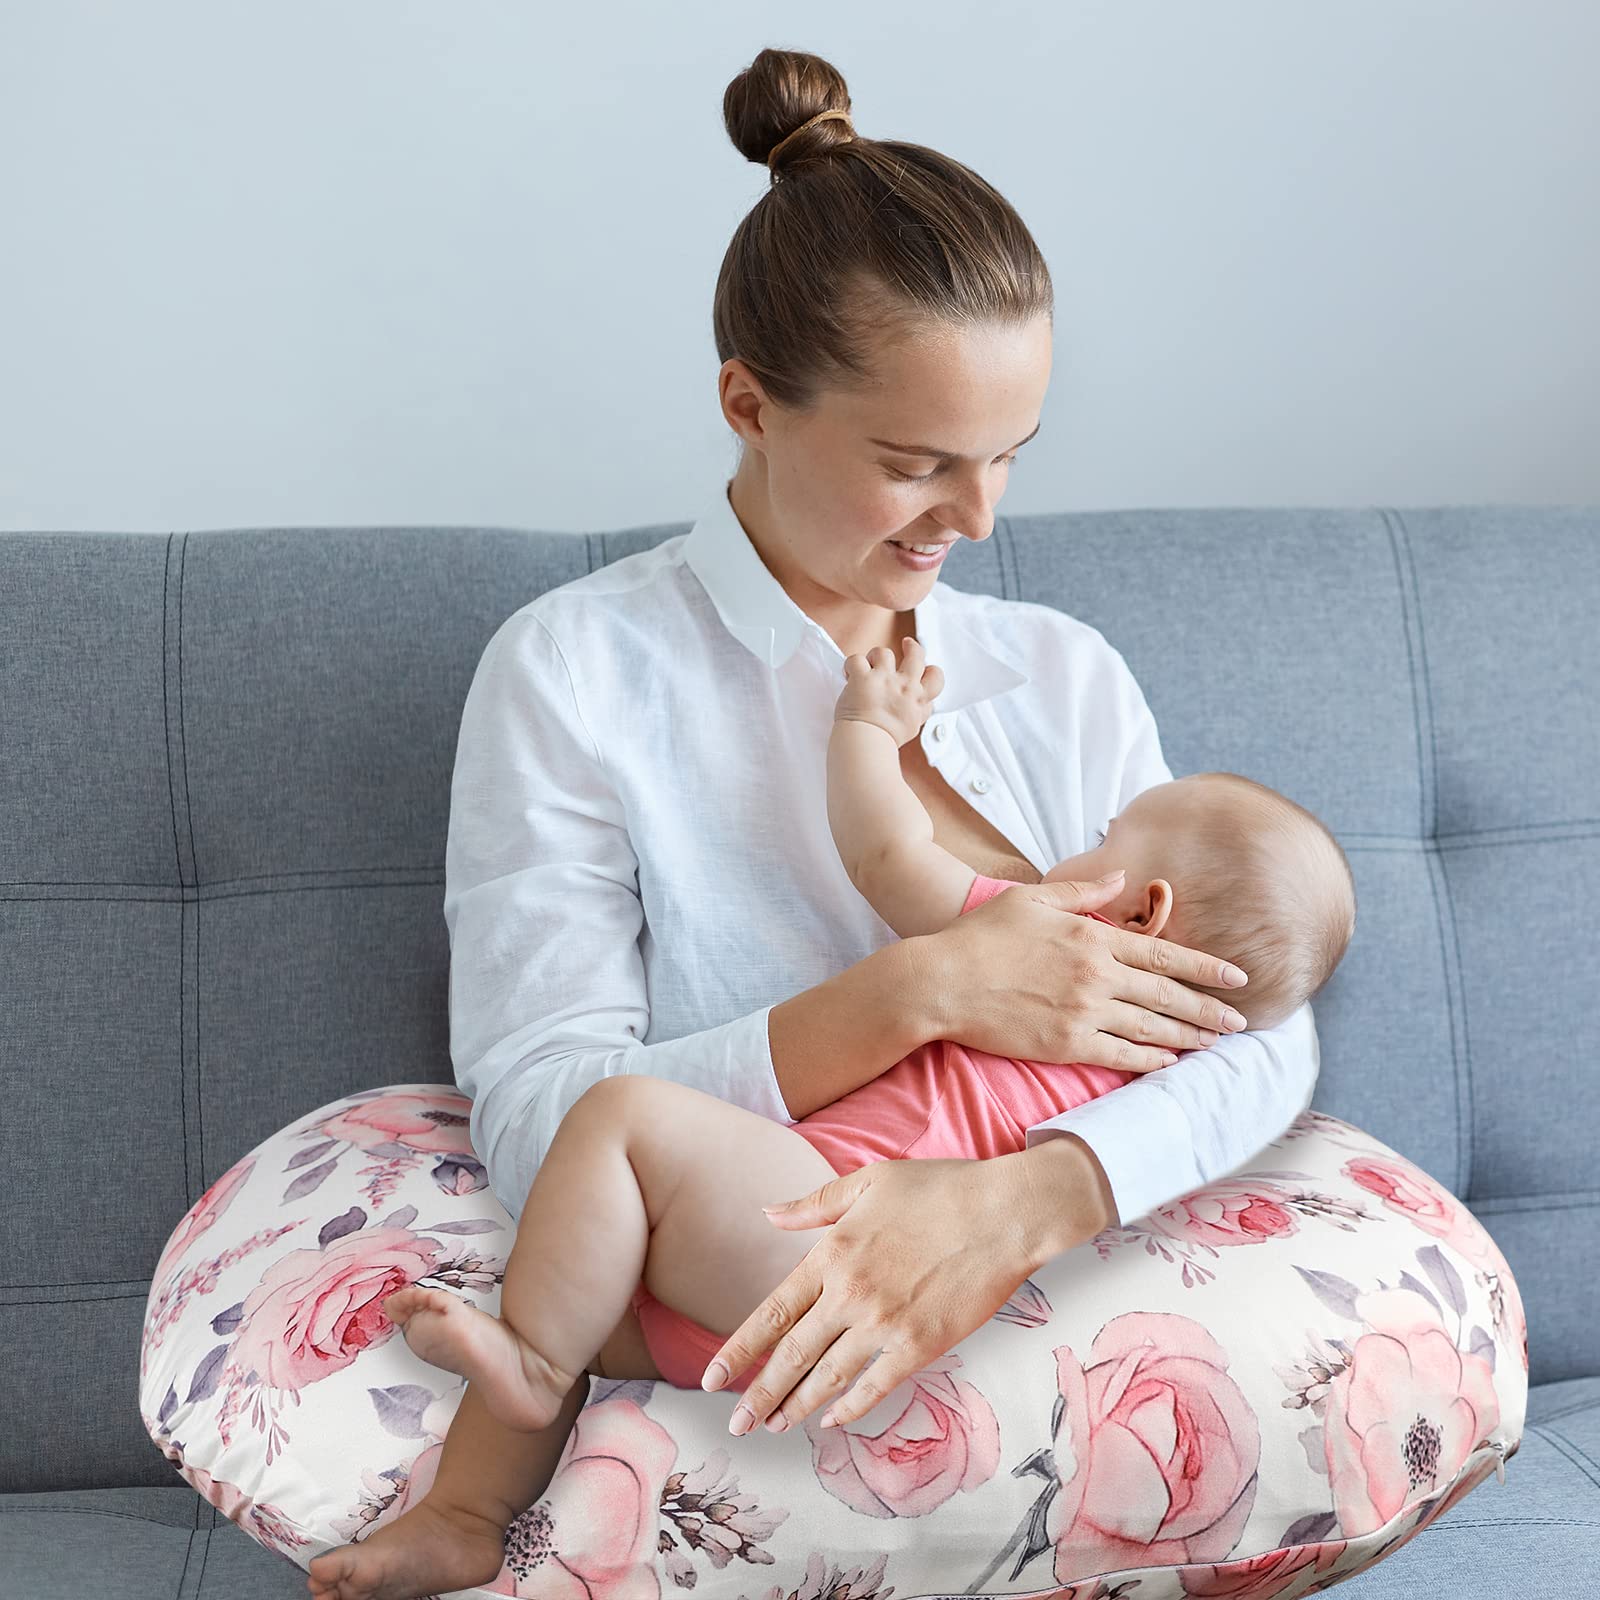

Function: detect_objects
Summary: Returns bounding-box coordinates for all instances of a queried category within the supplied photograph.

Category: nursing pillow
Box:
[139,1084,1526,1598]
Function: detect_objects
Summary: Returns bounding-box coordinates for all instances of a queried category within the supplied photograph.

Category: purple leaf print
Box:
[994,1277,1051,1329]
[318,1206,367,1248]
[1469,1324,1497,1371]
[1284,1509,1339,1544]
[1397,1270,1442,1320]
[210,1300,245,1335]
[158,1381,178,1426]
[185,1343,230,1405]
[1417,1243,1467,1317]
[1293,1265,1364,1321]
[285,1139,337,1171]
[370,1383,438,1439]
[283,1155,340,1202]
[426,1219,504,1235]
[376,1205,419,1231]
[589,1376,656,1408]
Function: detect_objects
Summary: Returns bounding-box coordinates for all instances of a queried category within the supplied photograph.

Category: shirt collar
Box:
[682,479,1030,714]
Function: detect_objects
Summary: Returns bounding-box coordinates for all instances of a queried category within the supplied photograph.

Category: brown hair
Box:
[715,47,1053,413]
[1167,773,1359,1033]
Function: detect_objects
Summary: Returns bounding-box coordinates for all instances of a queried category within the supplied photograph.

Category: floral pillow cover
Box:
[139,1085,1526,1599]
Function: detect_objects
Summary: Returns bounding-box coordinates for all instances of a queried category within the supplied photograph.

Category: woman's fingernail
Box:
[1223,965,1248,986]
[702,1360,728,1391]
[1099,869,1125,882]
[730,1406,753,1435]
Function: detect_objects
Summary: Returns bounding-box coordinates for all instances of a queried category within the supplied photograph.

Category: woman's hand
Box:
[834,637,944,748]
[701,1152,1090,1434]
[920,871,1252,1071]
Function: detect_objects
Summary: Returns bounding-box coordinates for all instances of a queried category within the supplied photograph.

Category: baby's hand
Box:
[835,637,946,748]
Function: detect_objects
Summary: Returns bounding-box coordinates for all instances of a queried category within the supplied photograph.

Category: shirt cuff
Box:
[744,1001,794,1124]
[1025,1084,1204,1227]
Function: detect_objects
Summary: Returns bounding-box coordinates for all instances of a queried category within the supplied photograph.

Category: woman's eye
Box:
[887,453,1019,484]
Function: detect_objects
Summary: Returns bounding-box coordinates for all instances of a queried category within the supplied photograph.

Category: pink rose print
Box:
[1048,1312,1260,1577]
[231,1224,443,1393]
[1179,1538,1346,1598]
[319,1090,475,1156]
[1095,1177,1365,1289]
[1343,1157,1458,1243]
[152,1157,254,1290]
[337,1398,679,1595]
[807,1352,1000,1517]
[1150,1182,1301,1251]
[1343,1157,1529,1373]
[1321,1287,1499,1536]
[1345,1451,1502,1581]
[506,1396,681,1593]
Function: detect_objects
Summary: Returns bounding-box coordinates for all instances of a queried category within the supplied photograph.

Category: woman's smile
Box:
[884,536,953,570]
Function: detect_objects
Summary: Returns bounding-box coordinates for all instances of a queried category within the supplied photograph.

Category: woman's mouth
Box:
[885,538,953,569]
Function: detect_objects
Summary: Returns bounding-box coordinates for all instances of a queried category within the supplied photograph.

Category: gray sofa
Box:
[1,503,1596,1597]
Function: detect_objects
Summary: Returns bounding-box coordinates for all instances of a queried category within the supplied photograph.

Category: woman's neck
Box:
[726,471,919,661]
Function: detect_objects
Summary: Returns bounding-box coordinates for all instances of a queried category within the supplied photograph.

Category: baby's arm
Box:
[828,638,979,939]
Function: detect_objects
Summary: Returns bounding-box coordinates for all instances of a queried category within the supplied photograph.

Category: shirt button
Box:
[970,774,990,794]
[931,720,948,742]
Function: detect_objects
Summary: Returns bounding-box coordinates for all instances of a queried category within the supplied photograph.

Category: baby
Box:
[307,637,1356,1600]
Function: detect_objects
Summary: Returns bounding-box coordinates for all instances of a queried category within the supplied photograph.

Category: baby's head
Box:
[1042,773,1357,1032]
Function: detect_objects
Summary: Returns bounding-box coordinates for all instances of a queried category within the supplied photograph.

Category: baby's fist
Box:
[835,637,945,746]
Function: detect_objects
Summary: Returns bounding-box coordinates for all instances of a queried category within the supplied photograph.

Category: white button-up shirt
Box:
[444,480,1320,1226]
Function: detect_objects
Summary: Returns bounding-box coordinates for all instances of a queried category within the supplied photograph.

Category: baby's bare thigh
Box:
[621,1078,840,1338]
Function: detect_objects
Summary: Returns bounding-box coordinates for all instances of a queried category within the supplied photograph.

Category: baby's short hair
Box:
[1164,772,1356,1032]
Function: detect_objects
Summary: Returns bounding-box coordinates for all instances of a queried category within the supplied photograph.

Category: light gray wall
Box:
[2,1,1595,535]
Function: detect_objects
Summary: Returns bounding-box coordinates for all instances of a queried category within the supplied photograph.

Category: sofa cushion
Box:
[137,1084,1526,1595]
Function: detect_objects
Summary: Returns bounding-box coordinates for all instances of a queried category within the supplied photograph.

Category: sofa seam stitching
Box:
[1531,1419,1600,1491]
[162,534,193,1214]
[3,818,1600,897]
[190,1501,215,1596]
[178,530,205,1190]
[1382,507,1473,1198]
[1529,1397,1600,1425]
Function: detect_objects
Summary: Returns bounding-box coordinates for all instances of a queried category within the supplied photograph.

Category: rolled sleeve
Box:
[1026,998,1320,1224]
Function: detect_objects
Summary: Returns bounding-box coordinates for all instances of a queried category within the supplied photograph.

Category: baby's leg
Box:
[307,1078,837,1600]
[389,1074,841,1423]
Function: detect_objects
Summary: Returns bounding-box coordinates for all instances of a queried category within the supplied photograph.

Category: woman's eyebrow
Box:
[867,420,1042,461]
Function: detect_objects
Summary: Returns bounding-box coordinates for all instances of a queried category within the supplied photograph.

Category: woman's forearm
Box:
[768,934,947,1119]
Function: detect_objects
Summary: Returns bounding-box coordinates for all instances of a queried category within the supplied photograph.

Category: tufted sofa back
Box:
[1,505,1594,1493]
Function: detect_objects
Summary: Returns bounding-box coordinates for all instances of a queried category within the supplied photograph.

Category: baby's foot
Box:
[305,1495,507,1600]
[382,1285,575,1432]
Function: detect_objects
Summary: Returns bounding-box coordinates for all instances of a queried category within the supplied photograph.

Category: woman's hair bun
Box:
[723,47,854,174]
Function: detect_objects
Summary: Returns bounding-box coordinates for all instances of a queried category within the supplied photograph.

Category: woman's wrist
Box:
[768,936,946,1120]
[1006,1133,1120,1270]
[899,924,963,1043]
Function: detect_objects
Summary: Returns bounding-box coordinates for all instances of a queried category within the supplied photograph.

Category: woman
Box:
[355,45,1317,1590]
